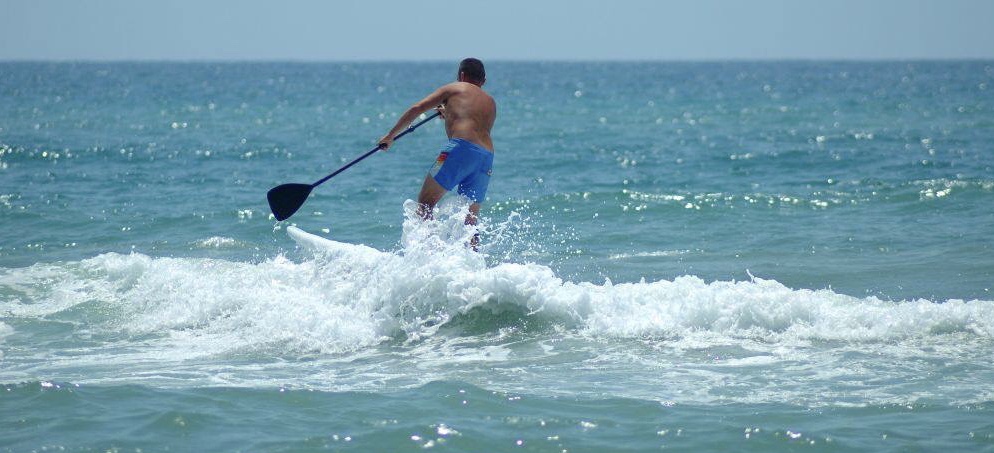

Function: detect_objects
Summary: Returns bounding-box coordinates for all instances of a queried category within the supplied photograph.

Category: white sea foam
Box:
[607,250,693,260]
[194,236,243,248]
[2,201,992,361]
[2,203,994,404]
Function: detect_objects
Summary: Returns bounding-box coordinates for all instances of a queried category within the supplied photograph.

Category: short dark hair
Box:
[459,58,485,83]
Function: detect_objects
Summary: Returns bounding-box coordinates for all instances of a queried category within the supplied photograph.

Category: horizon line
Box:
[3,57,993,64]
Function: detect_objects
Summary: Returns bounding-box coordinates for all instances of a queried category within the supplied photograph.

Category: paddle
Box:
[267,112,441,221]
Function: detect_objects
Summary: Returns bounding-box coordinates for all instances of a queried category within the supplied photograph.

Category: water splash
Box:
[2,212,991,360]
[2,207,994,403]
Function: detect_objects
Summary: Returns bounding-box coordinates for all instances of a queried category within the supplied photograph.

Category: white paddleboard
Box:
[286,226,385,257]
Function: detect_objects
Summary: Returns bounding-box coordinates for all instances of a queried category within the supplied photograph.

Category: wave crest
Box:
[2,203,992,359]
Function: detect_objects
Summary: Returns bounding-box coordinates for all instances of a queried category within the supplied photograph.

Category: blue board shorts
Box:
[428,138,494,203]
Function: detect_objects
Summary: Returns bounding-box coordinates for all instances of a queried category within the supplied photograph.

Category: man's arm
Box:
[377,83,457,150]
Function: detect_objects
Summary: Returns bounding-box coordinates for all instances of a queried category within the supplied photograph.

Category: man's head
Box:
[458,58,486,86]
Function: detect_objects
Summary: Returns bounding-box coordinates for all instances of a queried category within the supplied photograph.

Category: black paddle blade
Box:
[267,183,313,221]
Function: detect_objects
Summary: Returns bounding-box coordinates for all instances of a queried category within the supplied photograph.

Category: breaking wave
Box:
[2,201,991,361]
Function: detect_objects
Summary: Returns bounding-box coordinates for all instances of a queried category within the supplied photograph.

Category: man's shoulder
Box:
[433,81,469,96]
[443,82,491,100]
[446,81,479,92]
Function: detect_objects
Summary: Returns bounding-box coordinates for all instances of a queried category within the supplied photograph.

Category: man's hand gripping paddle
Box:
[267,112,440,221]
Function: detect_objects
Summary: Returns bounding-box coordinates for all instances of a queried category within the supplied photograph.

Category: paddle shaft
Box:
[311,111,441,188]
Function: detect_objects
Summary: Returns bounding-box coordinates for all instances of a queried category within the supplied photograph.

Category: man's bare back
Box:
[438,81,496,151]
[378,80,495,153]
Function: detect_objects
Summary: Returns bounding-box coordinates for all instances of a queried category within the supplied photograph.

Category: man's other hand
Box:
[377,135,393,151]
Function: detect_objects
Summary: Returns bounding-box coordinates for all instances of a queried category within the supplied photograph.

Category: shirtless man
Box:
[377,58,496,234]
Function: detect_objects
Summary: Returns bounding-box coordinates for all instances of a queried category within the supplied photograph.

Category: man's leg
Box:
[464,203,481,226]
[417,174,447,219]
[466,202,481,251]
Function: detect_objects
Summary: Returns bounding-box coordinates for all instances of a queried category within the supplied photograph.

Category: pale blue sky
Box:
[2,0,993,61]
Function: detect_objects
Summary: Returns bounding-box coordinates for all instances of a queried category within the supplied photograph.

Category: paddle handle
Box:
[311,111,441,188]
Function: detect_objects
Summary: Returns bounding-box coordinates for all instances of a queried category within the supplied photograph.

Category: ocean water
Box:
[1,61,993,452]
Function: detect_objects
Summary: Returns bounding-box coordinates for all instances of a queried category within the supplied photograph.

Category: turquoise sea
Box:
[2,61,993,452]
